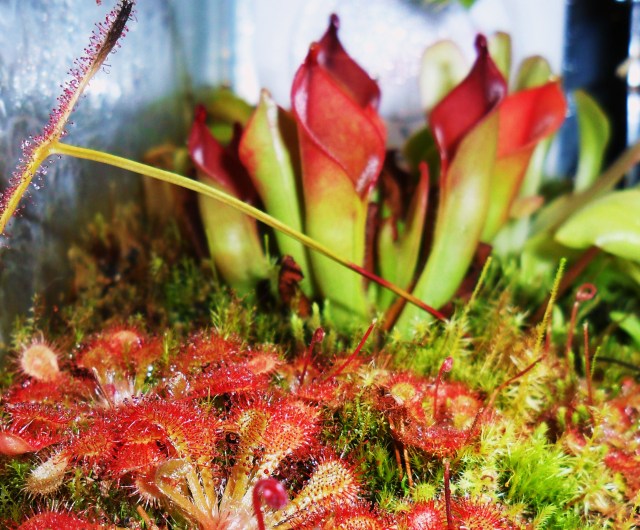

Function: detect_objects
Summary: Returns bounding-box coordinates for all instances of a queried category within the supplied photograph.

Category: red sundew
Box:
[49,398,218,479]
[101,325,145,351]
[224,398,275,491]
[108,440,165,476]
[602,378,640,435]
[0,428,62,455]
[444,459,453,529]
[172,331,245,373]
[133,466,166,506]
[383,371,430,402]
[19,341,61,382]
[402,501,447,530]
[4,401,73,430]
[76,334,160,407]
[275,453,362,529]
[0,401,74,454]
[564,283,597,365]
[261,399,322,460]
[5,374,93,406]
[330,321,376,379]
[78,329,164,403]
[63,414,118,465]
[299,327,325,387]
[289,342,360,409]
[183,362,272,399]
[0,432,39,456]
[434,381,483,429]
[90,328,162,382]
[1,1,135,235]
[223,394,326,512]
[433,357,454,421]
[129,338,164,373]
[320,502,392,529]
[378,370,483,439]
[402,498,519,530]
[604,450,640,497]
[294,377,357,410]
[117,399,224,464]
[379,371,432,421]
[228,395,322,469]
[246,351,282,376]
[77,338,128,378]
[382,375,483,458]
[451,498,520,529]
[394,422,474,459]
[17,511,104,530]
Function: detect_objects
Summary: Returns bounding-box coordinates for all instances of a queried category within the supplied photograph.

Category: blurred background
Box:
[0,0,634,343]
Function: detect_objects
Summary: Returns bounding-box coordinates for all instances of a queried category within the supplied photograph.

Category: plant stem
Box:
[583,322,594,408]
[50,141,445,320]
[444,459,453,530]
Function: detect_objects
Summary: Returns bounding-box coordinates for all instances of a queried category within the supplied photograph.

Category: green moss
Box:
[500,424,581,520]
[0,459,32,523]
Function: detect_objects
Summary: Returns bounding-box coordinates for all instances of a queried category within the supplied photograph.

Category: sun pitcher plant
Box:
[396,36,566,331]
[291,14,386,323]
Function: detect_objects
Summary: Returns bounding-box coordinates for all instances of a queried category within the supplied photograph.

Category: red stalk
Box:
[433,357,454,422]
[349,262,446,321]
[444,459,453,530]
[252,478,288,530]
[299,327,325,386]
[565,283,597,365]
[583,322,594,408]
[330,321,376,378]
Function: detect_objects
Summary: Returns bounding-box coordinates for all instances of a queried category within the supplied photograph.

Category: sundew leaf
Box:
[0,0,135,236]
[574,90,611,192]
[555,189,640,262]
